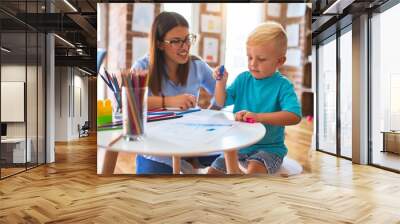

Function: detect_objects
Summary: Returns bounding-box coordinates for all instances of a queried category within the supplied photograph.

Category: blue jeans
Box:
[136,154,219,174]
[211,151,283,174]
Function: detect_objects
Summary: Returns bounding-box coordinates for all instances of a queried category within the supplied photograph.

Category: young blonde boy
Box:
[208,21,302,174]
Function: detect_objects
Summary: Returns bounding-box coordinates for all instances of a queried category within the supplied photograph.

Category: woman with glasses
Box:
[132,11,218,174]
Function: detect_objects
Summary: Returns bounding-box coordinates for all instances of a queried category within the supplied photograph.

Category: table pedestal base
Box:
[172,156,181,174]
[101,151,118,175]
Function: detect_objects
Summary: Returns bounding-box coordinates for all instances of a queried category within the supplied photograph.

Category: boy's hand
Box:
[212,66,228,84]
[235,110,258,123]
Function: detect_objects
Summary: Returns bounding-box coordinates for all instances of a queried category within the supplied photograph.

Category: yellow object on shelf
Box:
[97,100,104,117]
[97,99,112,126]
[104,99,112,116]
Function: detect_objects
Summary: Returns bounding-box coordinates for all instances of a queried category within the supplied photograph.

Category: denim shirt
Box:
[133,55,215,98]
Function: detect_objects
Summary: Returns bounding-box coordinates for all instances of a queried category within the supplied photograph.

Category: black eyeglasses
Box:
[162,34,197,48]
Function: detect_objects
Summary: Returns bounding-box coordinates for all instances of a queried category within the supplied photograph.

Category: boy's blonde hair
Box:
[246,21,288,57]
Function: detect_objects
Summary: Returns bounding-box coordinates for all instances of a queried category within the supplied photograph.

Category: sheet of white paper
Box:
[286,24,300,47]
[132,3,154,33]
[285,48,302,67]
[175,111,235,126]
[267,4,281,17]
[287,4,306,18]
[201,14,221,33]
[149,112,236,147]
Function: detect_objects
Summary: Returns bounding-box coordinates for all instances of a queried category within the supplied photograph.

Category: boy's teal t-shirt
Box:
[225,71,302,158]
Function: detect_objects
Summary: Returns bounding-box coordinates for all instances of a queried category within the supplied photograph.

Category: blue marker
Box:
[217,65,224,80]
[182,123,233,127]
[175,108,201,115]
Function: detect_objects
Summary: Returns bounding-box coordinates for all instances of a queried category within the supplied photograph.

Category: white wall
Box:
[1,64,46,164]
[46,4,56,163]
[54,67,89,141]
[1,65,32,138]
[72,72,89,138]
[225,3,264,86]
[1,65,26,143]
[55,66,69,141]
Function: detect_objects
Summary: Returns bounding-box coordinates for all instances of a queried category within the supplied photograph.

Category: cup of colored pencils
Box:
[121,69,149,141]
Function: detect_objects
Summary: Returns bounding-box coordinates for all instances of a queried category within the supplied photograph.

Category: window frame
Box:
[315,24,353,161]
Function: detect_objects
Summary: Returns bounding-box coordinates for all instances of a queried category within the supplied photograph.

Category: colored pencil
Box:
[148,115,183,122]
[99,69,122,110]
[120,69,149,139]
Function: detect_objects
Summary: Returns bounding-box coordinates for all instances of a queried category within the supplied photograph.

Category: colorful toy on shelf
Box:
[97,99,112,126]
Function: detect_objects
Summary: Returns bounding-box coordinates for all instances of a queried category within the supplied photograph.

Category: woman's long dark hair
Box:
[148,11,197,96]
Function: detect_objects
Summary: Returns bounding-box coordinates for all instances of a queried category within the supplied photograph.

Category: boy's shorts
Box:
[210,151,283,174]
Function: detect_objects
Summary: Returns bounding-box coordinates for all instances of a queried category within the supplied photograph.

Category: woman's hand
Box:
[166,94,196,110]
[235,110,258,123]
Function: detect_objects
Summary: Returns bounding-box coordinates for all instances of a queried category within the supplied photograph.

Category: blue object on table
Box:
[217,65,225,80]
[148,108,201,116]
[147,111,176,116]
[97,48,107,72]
[175,108,201,115]
[148,115,183,122]
[181,123,233,127]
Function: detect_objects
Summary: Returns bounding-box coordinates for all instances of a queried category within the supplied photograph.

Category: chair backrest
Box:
[82,121,90,129]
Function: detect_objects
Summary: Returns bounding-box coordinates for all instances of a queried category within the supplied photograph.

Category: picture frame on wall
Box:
[201,14,222,34]
[206,3,221,13]
[203,37,219,64]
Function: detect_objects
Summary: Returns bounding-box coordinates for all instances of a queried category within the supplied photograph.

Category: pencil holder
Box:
[113,107,122,123]
[122,86,148,141]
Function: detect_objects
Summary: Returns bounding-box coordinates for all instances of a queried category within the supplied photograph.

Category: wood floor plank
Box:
[1,120,400,223]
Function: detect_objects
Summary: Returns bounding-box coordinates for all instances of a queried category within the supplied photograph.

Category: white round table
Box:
[98,109,266,174]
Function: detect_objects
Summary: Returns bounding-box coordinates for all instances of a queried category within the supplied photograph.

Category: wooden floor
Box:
[1,120,400,223]
[372,151,400,171]
[1,167,26,178]
[1,163,46,178]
